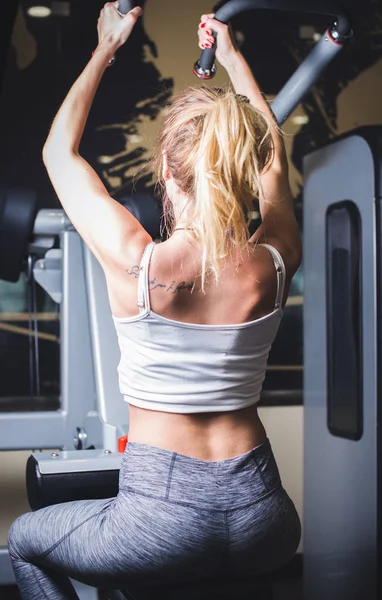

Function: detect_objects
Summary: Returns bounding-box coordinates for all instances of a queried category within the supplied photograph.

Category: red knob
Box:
[118,436,128,453]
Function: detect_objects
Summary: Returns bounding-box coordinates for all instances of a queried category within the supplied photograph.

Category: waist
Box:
[127,403,267,461]
[119,437,281,509]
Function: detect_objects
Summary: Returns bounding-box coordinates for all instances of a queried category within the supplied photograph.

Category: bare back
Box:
[105,234,290,461]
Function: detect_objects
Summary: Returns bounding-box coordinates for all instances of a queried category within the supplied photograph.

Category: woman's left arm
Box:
[42,3,149,270]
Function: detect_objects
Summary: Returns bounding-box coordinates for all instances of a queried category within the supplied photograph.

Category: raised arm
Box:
[199,15,302,277]
[42,3,150,271]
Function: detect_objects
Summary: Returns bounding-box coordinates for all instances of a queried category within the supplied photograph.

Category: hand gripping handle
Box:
[109,0,138,65]
[193,0,352,80]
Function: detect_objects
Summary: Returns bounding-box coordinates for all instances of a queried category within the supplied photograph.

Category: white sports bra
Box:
[113,242,286,413]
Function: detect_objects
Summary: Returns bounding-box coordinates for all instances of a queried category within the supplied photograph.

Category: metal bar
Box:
[59,231,97,449]
[0,546,15,586]
[0,411,66,450]
[215,0,350,34]
[33,209,70,236]
[271,29,343,124]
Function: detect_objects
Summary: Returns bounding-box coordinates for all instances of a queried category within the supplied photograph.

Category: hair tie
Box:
[236,94,250,104]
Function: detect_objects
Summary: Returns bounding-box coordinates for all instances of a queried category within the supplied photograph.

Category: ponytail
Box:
[152,86,275,291]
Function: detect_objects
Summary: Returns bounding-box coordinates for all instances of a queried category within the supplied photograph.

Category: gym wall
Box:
[0,0,382,551]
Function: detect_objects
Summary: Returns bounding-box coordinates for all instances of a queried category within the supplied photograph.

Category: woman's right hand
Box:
[197,14,238,67]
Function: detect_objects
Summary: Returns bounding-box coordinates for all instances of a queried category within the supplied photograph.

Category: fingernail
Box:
[201,23,206,28]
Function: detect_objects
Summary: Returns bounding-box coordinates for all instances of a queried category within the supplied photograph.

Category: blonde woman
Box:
[8,4,302,598]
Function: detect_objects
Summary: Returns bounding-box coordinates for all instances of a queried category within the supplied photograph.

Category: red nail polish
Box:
[201,23,206,28]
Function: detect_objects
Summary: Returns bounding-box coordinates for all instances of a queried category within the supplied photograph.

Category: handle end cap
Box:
[193,61,216,79]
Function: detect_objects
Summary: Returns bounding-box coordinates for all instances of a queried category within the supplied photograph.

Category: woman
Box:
[8,3,302,598]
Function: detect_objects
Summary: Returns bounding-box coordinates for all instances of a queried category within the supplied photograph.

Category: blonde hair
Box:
[152,85,275,290]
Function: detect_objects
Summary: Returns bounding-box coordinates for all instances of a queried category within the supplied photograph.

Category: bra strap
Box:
[137,242,156,314]
[260,243,286,310]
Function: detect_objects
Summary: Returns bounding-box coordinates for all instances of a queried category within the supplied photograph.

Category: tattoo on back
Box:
[126,266,194,293]
[126,266,140,279]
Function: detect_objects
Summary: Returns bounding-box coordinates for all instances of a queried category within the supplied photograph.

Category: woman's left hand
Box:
[97,2,143,50]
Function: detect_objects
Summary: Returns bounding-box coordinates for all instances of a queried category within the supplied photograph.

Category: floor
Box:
[273,577,303,600]
[1,582,303,600]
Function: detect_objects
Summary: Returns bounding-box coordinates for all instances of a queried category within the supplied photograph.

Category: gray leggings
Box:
[8,439,301,600]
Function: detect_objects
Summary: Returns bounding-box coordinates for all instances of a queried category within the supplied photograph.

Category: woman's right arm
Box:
[224,52,301,275]
[199,17,302,276]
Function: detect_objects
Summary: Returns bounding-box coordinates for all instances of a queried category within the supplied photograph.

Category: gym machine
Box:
[0,0,352,598]
[303,126,382,599]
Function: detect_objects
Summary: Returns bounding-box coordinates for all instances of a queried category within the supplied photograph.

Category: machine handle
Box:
[108,0,138,65]
[118,0,136,14]
[193,0,352,80]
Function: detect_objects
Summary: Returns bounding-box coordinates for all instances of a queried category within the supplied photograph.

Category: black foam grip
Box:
[118,0,136,15]
[199,31,217,71]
